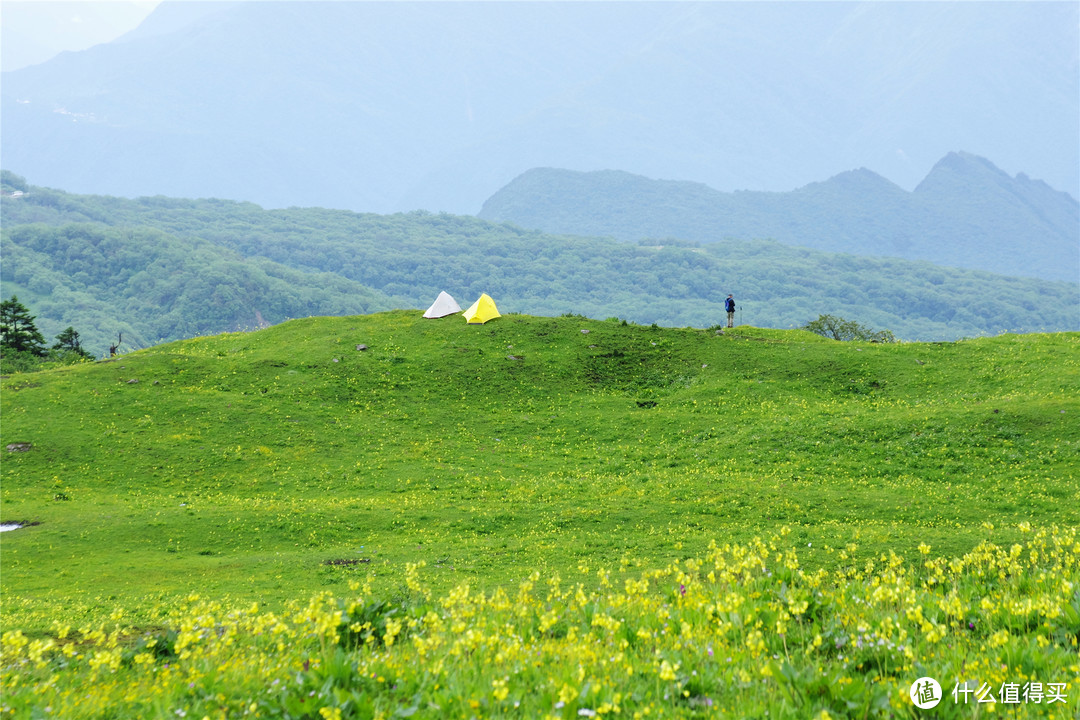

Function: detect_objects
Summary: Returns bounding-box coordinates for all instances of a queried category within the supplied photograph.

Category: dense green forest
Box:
[1,172,1076,356]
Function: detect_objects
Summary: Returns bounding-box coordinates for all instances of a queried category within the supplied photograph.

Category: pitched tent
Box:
[422,291,462,319]
[463,293,501,324]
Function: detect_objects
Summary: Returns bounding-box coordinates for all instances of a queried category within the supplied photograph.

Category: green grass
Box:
[3,313,1079,718]
[3,312,1077,633]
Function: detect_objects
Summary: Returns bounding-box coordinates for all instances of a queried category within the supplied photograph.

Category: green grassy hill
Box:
[4,313,1077,617]
[2,314,1078,717]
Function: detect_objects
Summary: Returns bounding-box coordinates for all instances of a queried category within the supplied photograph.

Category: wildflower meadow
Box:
[2,313,1078,718]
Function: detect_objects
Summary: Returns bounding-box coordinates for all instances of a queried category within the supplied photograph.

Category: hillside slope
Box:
[478,153,1080,282]
[2,313,1078,628]
[1,219,394,352]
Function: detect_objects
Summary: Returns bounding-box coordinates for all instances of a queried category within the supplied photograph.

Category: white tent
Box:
[423,291,462,319]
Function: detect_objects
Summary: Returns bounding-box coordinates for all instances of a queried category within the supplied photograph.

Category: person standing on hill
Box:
[725,294,736,328]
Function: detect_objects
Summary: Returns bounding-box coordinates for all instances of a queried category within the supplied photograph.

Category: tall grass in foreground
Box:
[4,526,1078,719]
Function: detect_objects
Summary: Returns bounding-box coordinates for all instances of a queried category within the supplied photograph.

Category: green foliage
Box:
[2,181,1076,350]
[1,219,393,354]
[1,170,28,194]
[338,597,412,649]
[9,528,1078,717]
[0,295,47,357]
[52,326,95,360]
[0,298,104,372]
[801,314,896,343]
[0,349,47,374]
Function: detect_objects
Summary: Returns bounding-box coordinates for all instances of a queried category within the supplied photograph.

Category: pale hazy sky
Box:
[2,1,161,71]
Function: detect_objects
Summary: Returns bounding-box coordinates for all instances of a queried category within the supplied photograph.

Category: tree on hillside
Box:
[52,326,95,360]
[0,296,47,356]
[0,170,28,194]
[801,314,896,343]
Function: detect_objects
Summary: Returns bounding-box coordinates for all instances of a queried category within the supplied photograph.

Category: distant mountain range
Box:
[2,1,1076,214]
[478,152,1080,283]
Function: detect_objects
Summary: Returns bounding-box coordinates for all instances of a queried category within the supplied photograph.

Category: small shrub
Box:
[801,314,896,343]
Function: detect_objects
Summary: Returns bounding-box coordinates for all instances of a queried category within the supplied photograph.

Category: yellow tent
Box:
[463,293,501,324]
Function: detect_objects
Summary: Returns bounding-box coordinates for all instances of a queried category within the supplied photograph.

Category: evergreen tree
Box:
[0,296,48,356]
[52,326,95,359]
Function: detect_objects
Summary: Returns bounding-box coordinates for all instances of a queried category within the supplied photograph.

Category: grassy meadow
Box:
[1,312,1078,718]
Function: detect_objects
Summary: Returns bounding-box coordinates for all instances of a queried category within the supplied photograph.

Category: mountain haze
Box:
[478,152,1080,282]
[0,1,160,72]
[2,1,1076,214]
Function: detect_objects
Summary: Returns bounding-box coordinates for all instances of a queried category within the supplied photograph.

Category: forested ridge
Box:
[1,172,1076,356]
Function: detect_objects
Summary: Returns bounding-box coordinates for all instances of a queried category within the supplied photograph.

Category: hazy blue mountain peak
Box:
[802,168,908,197]
[478,152,1079,283]
[2,1,1076,213]
[914,151,1078,205]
